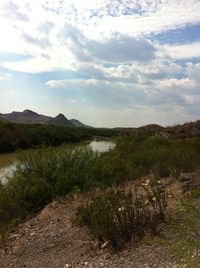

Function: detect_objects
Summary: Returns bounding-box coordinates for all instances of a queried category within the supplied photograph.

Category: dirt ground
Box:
[0,173,199,268]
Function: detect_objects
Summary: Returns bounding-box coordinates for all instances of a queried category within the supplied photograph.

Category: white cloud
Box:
[182,94,197,105]
[78,0,200,39]
[1,0,200,126]
[163,42,200,60]
[157,78,197,90]
[2,57,56,73]
[1,0,200,66]
[186,62,200,82]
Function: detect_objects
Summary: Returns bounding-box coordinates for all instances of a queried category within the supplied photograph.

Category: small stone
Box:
[64,264,72,268]
[30,232,36,237]
[9,234,19,240]
[101,241,109,249]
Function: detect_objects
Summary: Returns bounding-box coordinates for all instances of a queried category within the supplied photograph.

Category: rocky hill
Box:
[165,120,200,138]
[116,121,200,138]
[0,110,89,128]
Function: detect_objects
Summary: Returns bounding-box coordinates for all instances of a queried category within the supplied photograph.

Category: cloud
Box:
[38,21,55,34]
[135,62,183,80]
[156,78,197,91]
[163,42,200,60]
[151,77,199,107]
[0,1,29,22]
[186,62,200,82]
[88,36,156,63]
[2,57,56,73]
[1,0,200,127]
[78,0,200,39]
[62,24,156,63]
[22,33,50,48]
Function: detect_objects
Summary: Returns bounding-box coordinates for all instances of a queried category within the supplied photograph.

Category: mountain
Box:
[69,119,91,128]
[0,110,87,128]
[0,110,51,124]
[48,113,73,127]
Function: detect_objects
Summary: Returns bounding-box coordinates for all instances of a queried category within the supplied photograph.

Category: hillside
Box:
[0,110,88,128]
[1,172,200,268]
[116,120,200,138]
[165,120,200,138]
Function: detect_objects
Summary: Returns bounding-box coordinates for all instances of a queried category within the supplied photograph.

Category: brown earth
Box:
[116,120,200,139]
[0,173,199,268]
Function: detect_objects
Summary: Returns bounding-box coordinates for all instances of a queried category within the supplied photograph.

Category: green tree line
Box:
[0,121,117,153]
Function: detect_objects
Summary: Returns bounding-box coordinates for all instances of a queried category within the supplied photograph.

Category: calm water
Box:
[0,153,18,184]
[88,140,115,152]
[0,140,115,182]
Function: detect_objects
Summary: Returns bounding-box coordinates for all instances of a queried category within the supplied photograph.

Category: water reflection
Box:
[0,165,17,184]
[0,153,18,184]
[89,140,115,152]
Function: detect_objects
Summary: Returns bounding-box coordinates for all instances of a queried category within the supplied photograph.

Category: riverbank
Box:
[0,120,117,154]
[1,135,200,267]
[1,171,200,267]
[0,140,115,183]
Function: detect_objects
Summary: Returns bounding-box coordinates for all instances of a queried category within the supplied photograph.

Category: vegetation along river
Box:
[0,140,115,183]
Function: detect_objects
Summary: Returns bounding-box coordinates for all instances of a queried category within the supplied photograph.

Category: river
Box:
[0,140,115,183]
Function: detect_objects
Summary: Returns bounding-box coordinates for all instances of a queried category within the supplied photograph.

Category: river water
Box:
[0,140,115,183]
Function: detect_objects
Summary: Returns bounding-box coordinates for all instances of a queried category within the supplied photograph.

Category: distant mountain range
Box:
[0,110,90,128]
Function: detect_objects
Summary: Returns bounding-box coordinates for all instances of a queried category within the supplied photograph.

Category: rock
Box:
[9,234,19,240]
[30,232,36,237]
[64,264,72,268]
[101,241,109,249]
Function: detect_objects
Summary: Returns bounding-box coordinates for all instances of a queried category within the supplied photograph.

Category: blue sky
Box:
[0,0,200,127]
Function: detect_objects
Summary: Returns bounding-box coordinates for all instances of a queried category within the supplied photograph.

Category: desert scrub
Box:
[155,190,200,267]
[0,146,115,236]
[76,178,168,247]
[112,135,200,179]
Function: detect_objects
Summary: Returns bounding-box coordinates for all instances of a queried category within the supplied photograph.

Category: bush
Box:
[110,136,200,179]
[0,146,115,232]
[1,134,200,244]
[0,120,117,153]
[76,178,167,247]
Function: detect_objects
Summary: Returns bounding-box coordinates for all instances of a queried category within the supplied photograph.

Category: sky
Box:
[0,0,200,128]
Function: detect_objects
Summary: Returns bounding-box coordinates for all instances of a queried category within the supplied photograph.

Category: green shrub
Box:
[110,136,200,179]
[0,146,115,232]
[76,178,167,247]
[1,134,200,245]
[0,120,117,153]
